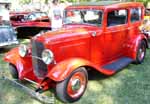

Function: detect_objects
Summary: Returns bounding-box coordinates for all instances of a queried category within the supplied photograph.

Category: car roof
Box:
[72,1,121,6]
[66,1,144,10]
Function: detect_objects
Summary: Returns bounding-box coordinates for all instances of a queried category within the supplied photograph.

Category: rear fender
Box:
[47,58,115,82]
[131,34,147,59]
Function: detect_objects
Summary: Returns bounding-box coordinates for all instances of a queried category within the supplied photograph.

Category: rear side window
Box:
[145,9,150,16]
[130,8,142,22]
[107,9,127,27]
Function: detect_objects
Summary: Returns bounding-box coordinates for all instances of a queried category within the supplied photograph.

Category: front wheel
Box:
[134,40,146,64]
[9,63,18,79]
[56,67,88,103]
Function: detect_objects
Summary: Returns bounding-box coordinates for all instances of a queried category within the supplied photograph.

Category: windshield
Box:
[64,9,103,26]
[26,12,47,21]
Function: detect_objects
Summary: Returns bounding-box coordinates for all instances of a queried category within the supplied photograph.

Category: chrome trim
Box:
[24,78,39,86]
[31,55,43,61]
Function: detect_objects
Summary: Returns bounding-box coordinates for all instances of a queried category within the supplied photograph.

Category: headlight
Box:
[19,44,28,57]
[42,49,54,65]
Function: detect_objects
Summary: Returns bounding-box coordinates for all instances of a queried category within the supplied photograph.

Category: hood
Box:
[33,24,101,44]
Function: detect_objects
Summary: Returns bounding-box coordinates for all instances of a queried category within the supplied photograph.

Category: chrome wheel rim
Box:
[67,72,86,98]
[138,46,145,61]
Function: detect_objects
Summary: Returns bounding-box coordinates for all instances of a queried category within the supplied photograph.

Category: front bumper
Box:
[1,76,55,104]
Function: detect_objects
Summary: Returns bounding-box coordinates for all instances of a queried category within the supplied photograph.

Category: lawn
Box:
[0,39,150,104]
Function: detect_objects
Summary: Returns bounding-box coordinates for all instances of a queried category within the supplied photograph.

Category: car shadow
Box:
[0,45,18,54]
[0,48,10,53]
[88,70,109,81]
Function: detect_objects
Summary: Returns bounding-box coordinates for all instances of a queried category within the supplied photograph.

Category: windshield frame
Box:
[63,9,103,27]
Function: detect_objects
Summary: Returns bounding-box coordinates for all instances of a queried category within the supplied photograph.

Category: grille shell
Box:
[32,40,48,78]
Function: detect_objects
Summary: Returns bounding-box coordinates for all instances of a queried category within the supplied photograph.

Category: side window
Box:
[145,9,150,16]
[107,9,127,27]
[130,8,141,22]
[27,14,36,20]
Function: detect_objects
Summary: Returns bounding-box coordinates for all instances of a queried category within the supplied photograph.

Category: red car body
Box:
[10,11,51,38]
[4,1,147,103]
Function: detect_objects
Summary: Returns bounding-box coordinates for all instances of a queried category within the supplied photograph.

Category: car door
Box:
[104,9,128,61]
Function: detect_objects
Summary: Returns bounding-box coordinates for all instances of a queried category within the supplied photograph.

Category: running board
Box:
[102,57,133,72]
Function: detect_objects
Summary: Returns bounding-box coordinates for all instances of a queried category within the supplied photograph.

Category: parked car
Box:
[0,25,18,48]
[10,11,51,38]
[140,8,150,46]
[144,8,150,20]
[4,1,147,103]
[0,1,18,48]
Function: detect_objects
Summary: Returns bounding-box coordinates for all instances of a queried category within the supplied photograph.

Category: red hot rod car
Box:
[4,1,147,103]
[10,11,51,38]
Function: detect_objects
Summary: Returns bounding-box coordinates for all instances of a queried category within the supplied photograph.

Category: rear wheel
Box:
[135,41,146,64]
[147,39,150,48]
[56,67,88,103]
[9,63,18,79]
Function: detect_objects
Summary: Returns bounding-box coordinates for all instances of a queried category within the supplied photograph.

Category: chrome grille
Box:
[32,40,47,78]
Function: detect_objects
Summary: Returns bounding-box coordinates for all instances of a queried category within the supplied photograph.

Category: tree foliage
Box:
[136,0,149,7]
[19,0,31,4]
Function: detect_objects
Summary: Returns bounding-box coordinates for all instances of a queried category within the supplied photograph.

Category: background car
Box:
[0,1,18,48]
[140,8,150,47]
[0,25,18,48]
[10,11,51,38]
[145,8,150,20]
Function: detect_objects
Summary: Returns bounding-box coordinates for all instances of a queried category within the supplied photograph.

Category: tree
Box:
[19,0,31,4]
[136,0,149,7]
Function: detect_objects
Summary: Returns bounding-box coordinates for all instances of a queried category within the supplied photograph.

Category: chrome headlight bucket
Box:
[42,49,54,65]
[19,44,28,57]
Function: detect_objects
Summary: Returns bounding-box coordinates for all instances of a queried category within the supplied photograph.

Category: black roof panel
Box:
[72,1,123,6]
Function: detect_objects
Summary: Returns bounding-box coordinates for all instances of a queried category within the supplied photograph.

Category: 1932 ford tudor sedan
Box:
[4,1,147,103]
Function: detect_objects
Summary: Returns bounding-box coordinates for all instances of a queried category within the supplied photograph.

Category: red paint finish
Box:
[4,2,147,93]
[4,47,42,83]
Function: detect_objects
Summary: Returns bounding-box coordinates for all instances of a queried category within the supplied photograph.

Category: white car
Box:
[0,25,18,47]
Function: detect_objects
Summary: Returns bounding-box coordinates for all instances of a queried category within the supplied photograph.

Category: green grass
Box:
[0,40,150,104]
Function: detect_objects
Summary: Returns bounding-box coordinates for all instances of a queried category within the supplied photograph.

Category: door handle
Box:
[91,32,96,37]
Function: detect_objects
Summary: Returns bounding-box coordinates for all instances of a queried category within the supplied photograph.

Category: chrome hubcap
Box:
[71,78,81,91]
[67,71,86,98]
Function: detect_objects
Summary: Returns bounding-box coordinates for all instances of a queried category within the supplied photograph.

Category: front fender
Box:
[4,47,24,78]
[47,58,114,82]
[4,47,20,65]
[47,58,90,82]
[4,47,34,80]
